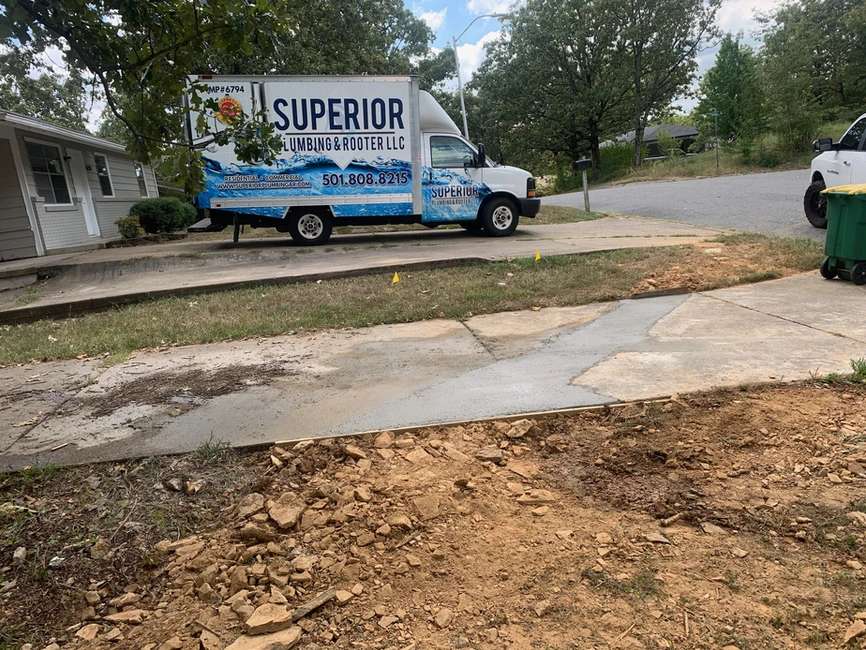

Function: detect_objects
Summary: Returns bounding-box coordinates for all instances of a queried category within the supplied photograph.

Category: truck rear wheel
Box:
[288,210,333,245]
[804,180,827,229]
[480,198,519,237]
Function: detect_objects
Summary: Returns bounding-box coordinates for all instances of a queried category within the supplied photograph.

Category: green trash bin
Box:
[821,183,866,285]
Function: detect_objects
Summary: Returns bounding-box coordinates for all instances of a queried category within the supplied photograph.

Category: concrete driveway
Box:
[2,272,864,471]
[545,169,819,240]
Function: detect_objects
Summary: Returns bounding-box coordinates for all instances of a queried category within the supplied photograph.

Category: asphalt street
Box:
[544,168,821,240]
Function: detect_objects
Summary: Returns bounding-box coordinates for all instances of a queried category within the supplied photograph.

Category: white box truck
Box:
[185,75,540,244]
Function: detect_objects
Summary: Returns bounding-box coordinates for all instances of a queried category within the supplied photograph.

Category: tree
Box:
[759,0,866,150]
[2,0,438,186]
[694,34,765,143]
[616,0,720,165]
[0,50,89,129]
[470,0,633,171]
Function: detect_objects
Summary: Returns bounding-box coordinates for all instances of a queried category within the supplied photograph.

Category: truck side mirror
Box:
[476,143,486,168]
[814,137,834,152]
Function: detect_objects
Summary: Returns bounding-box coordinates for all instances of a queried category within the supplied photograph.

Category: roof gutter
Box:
[0,111,128,154]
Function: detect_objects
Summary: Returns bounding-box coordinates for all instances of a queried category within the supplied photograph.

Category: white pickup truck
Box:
[804,113,866,228]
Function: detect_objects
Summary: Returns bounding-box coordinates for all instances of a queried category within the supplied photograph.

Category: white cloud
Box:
[457,30,501,80]
[716,0,783,40]
[467,0,515,14]
[419,8,447,33]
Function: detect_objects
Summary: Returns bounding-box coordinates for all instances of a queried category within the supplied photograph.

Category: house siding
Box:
[15,129,158,253]
[0,138,38,261]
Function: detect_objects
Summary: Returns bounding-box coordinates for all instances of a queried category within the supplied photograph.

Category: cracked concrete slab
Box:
[1,272,864,471]
[706,272,866,342]
[574,292,866,400]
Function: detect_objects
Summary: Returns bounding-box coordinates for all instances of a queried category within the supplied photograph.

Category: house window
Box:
[25,141,71,204]
[93,154,114,197]
[134,162,149,197]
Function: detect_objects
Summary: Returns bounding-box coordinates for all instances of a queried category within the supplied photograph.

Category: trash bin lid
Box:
[821,183,866,195]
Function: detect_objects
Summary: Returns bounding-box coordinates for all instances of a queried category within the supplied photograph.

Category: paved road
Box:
[2,272,864,470]
[545,169,820,240]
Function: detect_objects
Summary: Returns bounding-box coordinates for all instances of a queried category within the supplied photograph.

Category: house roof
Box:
[0,110,128,154]
[617,123,699,144]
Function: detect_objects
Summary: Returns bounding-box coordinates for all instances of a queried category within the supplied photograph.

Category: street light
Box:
[451,13,508,140]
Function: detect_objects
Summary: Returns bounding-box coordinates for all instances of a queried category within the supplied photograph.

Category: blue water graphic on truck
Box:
[197,154,414,219]
[197,154,491,222]
[422,168,490,222]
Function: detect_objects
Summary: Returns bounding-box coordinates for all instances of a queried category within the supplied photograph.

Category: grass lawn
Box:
[0,233,822,366]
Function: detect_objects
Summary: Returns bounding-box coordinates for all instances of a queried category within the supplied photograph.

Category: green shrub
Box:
[116,216,144,239]
[130,197,197,234]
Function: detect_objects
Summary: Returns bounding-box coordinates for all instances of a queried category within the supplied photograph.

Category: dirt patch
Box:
[631,235,822,294]
[83,363,290,417]
[2,382,865,649]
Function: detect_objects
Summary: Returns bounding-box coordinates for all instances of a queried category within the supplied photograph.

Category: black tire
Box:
[820,258,837,280]
[853,262,866,286]
[804,180,827,229]
[479,198,519,237]
[287,209,333,245]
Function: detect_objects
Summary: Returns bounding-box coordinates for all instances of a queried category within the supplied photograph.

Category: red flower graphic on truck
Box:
[215,96,242,124]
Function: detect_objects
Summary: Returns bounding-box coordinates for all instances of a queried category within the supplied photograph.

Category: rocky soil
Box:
[2,382,866,649]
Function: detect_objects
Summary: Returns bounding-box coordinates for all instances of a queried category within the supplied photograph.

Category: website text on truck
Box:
[185,75,540,244]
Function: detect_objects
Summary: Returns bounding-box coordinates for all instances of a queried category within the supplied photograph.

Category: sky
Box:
[413,0,787,110]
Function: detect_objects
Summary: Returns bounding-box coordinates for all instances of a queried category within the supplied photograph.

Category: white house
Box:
[0,111,159,261]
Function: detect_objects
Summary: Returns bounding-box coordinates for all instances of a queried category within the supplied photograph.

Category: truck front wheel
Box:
[288,210,333,245]
[804,180,827,229]
[480,198,519,237]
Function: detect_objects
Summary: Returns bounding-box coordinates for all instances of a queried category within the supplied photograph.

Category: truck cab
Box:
[418,92,538,237]
[804,113,866,228]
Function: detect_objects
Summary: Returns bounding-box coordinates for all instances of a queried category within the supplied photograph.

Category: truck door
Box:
[422,134,487,223]
[835,117,866,185]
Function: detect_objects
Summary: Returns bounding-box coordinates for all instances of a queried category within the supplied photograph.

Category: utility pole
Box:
[710,108,720,172]
[451,13,509,140]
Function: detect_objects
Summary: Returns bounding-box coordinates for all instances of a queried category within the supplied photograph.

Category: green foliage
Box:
[759,0,866,151]
[655,129,682,157]
[694,34,765,144]
[3,0,442,185]
[130,198,197,234]
[0,51,88,129]
[116,216,144,239]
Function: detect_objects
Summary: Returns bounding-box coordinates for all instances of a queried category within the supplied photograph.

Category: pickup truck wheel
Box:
[288,210,333,245]
[480,198,519,237]
[804,180,827,229]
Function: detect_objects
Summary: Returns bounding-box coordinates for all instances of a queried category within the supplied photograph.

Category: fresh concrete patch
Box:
[1,272,863,471]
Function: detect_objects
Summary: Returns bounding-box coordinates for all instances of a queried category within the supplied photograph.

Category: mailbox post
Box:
[573,158,592,213]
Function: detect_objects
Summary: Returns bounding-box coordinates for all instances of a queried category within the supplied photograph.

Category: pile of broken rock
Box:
[53,418,547,649]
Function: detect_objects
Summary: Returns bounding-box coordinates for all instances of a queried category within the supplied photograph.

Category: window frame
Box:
[93,152,115,198]
[24,138,74,207]
[134,161,150,198]
[429,135,477,169]
[839,117,866,151]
